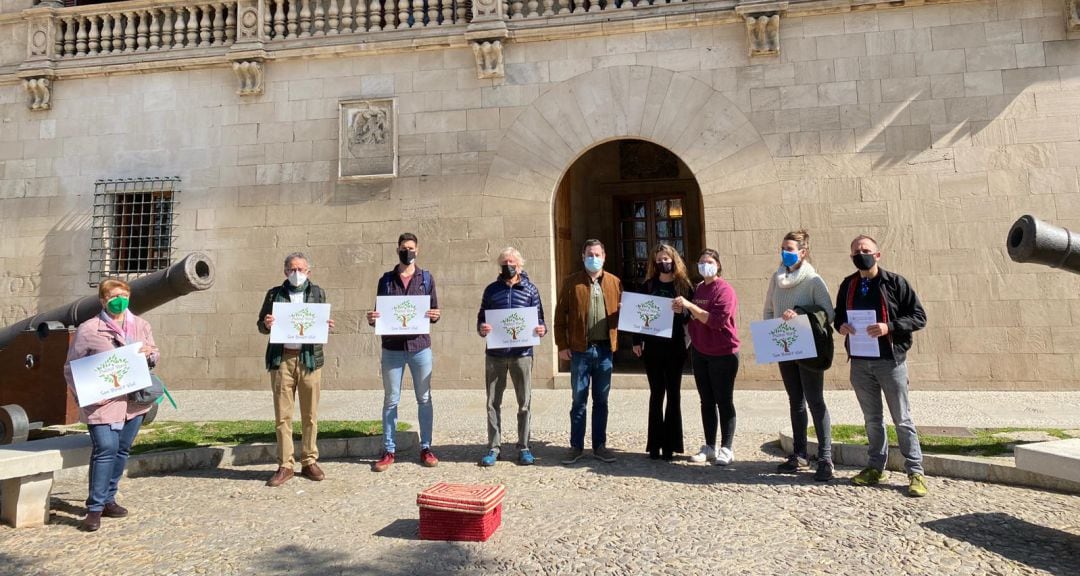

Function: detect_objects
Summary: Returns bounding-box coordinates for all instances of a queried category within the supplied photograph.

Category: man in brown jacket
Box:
[555,239,622,464]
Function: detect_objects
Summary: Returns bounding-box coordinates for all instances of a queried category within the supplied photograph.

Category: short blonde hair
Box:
[98,278,131,300]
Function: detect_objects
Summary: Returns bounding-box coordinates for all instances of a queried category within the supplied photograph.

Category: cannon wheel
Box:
[142,403,159,425]
[0,404,30,444]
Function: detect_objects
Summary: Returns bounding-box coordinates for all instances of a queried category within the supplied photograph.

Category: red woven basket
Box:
[417,483,506,542]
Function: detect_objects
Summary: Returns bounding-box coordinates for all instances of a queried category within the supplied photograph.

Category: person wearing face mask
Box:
[631,244,692,461]
[64,278,158,531]
[475,247,547,466]
[763,230,836,481]
[367,232,442,472]
[673,249,740,466]
[834,235,929,497]
[258,252,334,487]
[554,239,623,464]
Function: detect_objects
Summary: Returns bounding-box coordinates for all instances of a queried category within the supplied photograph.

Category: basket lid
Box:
[417,482,506,514]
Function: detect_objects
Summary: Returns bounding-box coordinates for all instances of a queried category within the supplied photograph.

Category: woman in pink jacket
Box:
[64,278,158,532]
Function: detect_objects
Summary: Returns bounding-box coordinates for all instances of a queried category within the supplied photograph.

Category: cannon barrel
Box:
[0,252,215,349]
[1007,215,1080,275]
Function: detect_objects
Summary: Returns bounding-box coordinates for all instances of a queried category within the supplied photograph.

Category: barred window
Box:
[88,177,180,286]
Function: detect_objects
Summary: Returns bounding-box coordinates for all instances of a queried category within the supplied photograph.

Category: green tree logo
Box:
[637,300,661,328]
[95,354,131,389]
[770,322,799,353]
[290,307,317,336]
[394,300,418,328]
[501,312,527,340]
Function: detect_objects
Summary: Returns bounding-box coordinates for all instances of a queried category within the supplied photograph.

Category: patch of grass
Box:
[815,425,1075,458]
[129,420,407,455]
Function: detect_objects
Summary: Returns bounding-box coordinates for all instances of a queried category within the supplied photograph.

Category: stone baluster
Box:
[287,0,299,37]
[411,0,423,27]
[148,10,161,50]
[213,3,226,44]
[272,0,285,37]
[510,0,522,18]
[314,0,326,35]
[502,0,509,18]
[226,3,236,42]
[525,0,538,17]
[112,13,125,53]
[173,7,187,47]
[75,17,87,56]
[558,0,572,14]
[541,0,553,15]
[455,0,465,22]
[62,17,76,56]
[122,12,135,53]
[427,0,438,26]
[100,14,113,53]
[299,0,312,37]
[396,0,408,28]
[137,10,149,51]
[199,5,212,46]
[441,0,452,25]
[87,17,100,55]
[327,0,340,34]
[53,21,64,57]
[186,7,199,46]
[160,9,173,49]
[344,0,358,33]
[368,0,382,30]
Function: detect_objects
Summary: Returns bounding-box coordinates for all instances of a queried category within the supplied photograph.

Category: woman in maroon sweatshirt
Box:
[674,248,740,466]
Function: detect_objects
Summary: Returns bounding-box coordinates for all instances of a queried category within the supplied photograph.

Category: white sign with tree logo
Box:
[374,295,431,335]
[484,307,541,349]
[270,302,332,344]
[749,315,818,364]
[70,342,153,407]
[617,292,675,338]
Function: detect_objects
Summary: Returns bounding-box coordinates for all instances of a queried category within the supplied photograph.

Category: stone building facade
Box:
[0,0,1078,391]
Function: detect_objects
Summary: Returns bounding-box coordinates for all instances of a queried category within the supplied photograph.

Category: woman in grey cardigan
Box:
[763,230,836,481]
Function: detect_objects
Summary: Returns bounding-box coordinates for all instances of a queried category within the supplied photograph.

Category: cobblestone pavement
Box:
[2,429,1079,576]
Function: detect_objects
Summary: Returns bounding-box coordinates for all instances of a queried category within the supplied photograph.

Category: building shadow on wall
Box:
[922,512,1080,576]
[318,179,394,207]
[41,212,93,309]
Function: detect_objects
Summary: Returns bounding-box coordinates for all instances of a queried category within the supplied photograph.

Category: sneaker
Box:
[851,467,885,486]
[373,451,395,472]
[518,449,535,466]
[907,473,929,497]
[561,447,584,465]
[593,446,617,463]
[714,447,734,466]
[777,454,809,473]
[814,460,834,482]
[479,450,498,467]
[689,445,716,463]
[420,448,439,468]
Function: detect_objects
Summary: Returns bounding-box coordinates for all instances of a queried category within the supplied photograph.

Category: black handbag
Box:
[128,373,166,404]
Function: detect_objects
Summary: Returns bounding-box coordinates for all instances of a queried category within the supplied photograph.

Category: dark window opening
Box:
[89,177,180,286]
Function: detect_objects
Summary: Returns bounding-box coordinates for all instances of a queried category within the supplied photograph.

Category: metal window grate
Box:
[88,177,181,286]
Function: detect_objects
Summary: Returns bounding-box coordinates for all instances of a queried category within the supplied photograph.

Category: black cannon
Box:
[0,252,215,443]
[1007,215,1080,275]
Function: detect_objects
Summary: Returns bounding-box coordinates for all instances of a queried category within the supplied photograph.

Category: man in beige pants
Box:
[257,252,334,487]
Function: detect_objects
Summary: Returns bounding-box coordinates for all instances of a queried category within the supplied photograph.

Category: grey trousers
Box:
[485,355,533,453]
[850,358,924,475]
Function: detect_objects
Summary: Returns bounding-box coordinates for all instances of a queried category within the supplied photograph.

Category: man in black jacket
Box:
[834,236,929,497]
[476,247,546,467]
[257,252,333,487]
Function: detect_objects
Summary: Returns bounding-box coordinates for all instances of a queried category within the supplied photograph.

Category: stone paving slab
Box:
[2,431,1079,576]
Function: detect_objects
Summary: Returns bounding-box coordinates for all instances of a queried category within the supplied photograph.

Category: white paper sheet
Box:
[484,307,541,349]
[749,316,818,364]
[375,295,431,335]
[617,292,675,338]
[270,302,332,344]
[846,309,881,358]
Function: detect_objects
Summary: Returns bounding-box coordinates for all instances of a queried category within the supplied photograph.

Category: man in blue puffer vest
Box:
[476,247,547,466]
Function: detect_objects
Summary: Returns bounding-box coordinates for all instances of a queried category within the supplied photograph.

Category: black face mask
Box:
[852,253,876,271]
[500,264,518,280]
[656,261,674,274]
[398,249,416,266]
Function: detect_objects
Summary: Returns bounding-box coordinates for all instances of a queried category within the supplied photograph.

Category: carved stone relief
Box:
[23,77,51,111]
[232,60,264,96]
[472,40,505,79]
[339,98,397,179]
[1068,0,1079,31]
[744,14,780,57]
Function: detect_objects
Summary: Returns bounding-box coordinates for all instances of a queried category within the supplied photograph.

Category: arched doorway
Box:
[554,139,705,370]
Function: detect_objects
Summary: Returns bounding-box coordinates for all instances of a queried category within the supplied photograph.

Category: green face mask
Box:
[106,296,130,315]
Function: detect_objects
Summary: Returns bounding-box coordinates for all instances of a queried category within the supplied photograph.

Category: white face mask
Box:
[288,271,308,287]
[698,262,718,278]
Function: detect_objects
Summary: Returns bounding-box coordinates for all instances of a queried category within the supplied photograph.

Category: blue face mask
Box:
[584,256,604,273]
[781,250,800,268]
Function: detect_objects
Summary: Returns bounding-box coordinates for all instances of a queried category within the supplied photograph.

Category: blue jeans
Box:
[86,415,144,512]
[850,358,923,475]
[569,343,613,450]
[381,347,433,453]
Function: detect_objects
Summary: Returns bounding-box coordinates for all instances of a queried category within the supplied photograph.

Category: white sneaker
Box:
[714,447,734,466]
[689,445,716,463]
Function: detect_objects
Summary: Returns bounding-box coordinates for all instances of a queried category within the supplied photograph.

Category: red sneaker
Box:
[373,451,395,472]
[420,448,439,468]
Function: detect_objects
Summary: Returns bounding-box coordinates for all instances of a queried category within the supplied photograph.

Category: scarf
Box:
[100,310,138,346]
[776,261,816,289]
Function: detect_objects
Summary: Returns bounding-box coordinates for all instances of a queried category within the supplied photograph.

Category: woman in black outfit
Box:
[632,244,692,460]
